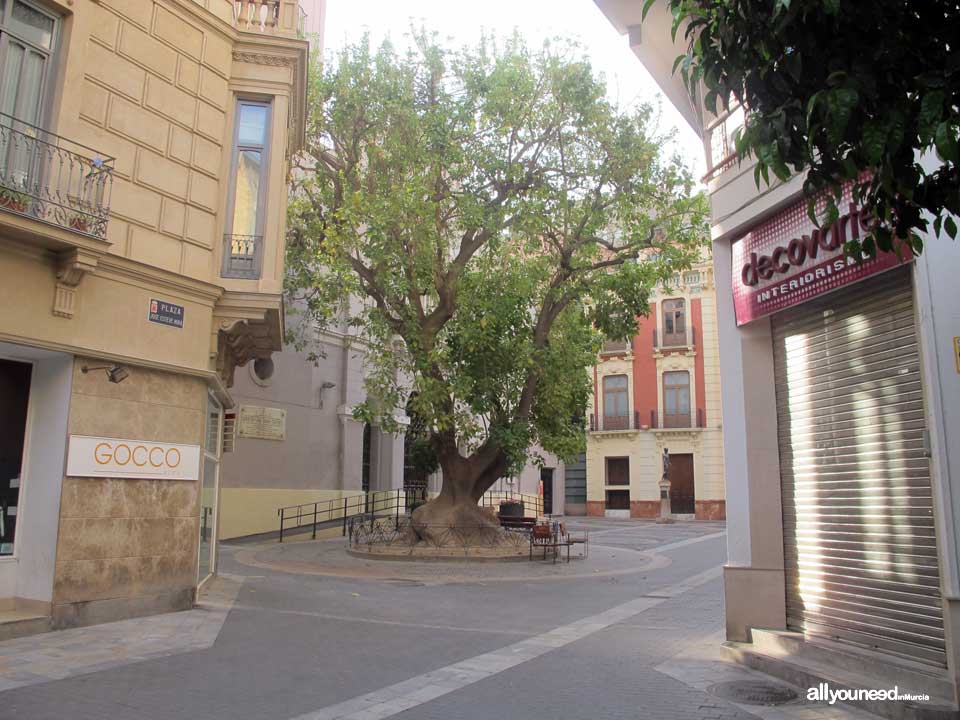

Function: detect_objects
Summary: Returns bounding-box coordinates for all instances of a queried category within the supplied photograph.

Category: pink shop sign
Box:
[731,186,911,325]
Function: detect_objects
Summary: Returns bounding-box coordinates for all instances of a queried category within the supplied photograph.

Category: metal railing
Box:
[0,113,113,240]
[653,326,696,350]
[234,0,305,36]
[479,490,544,518]
[589,411,641,432]
[222,234,263,279]
[703,102,746,181]
[649,408,705,429]
[278,488,411,542]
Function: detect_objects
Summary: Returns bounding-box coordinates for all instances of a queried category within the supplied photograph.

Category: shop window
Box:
[222,99,272,279]
[663,371,691,428]
[605,457,629,486]
[602,374,629,430]
[662,298,686,346]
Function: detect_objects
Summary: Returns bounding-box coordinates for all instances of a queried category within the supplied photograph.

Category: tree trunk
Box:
[409,440,510,545]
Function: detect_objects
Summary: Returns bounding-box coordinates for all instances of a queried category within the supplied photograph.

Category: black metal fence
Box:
[0,112,113,239]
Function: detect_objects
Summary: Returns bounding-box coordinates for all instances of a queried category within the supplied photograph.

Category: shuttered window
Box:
[773,266,945,666]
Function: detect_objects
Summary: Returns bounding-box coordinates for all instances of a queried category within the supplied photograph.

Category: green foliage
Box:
[286,30,708,473]
[664,0,960,254]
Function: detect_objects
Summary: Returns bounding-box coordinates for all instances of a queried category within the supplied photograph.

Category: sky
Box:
[316,0,704,178]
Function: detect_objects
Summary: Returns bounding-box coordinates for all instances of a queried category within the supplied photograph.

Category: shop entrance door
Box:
[668,454,695,515]
[0,359,31,557]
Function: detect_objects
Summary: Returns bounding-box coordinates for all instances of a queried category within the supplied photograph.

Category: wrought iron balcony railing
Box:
[0,113,114,240]
[234,0,306,36]
[650,408,705,429]
[222,233,264,279]
[590,411,641,432]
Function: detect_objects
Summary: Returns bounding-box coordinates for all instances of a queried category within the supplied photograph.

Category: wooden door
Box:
[668,453,695,514]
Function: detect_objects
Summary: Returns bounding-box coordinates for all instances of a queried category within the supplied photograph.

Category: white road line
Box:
[650,531,727,554]
[288,563,725,720]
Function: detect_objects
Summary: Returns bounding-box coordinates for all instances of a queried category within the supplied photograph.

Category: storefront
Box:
[718,181,960,698]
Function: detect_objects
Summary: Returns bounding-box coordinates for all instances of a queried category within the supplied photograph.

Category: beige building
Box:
[0,0,309,636]
[586,255,725,520]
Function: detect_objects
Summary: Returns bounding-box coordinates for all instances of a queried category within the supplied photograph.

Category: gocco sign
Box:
[731,186,911,325]
[66,436,201,481]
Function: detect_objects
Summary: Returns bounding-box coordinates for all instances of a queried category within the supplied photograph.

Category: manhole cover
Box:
[708,680,800,706]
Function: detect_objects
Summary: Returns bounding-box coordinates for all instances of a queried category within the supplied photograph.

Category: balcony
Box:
[222,234,264,279]
[0,113,113,241]
[234,0,306,36]
[649,409,705,430]
[653,325,696,351]
[600,339,630,356]
[590,412,641,432]
[703,102,746,183]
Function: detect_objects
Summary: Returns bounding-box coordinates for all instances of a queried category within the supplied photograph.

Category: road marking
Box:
[651,531,727,554]
[228,604,535,637]
[288,563,724,720]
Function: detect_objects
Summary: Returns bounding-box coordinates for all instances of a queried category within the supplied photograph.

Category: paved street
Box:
[0,520,876,720]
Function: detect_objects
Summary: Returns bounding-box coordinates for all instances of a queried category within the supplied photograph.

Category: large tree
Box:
[287,32,707,537]
[658,0,960,255]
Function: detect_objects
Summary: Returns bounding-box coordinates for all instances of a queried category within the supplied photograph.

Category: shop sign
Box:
[66,436,201,480]
[238,404,286,441]
[731,187,911,325]
[148,299,184,329]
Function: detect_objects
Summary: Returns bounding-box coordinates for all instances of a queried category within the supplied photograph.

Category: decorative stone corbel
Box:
[53,248,99,319]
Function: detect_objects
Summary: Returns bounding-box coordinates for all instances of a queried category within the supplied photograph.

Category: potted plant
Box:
[68,213,90,232]
[0,187,29,213]
[498,499,524,518]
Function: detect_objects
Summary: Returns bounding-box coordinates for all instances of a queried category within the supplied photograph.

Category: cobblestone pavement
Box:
[0,519,879,720]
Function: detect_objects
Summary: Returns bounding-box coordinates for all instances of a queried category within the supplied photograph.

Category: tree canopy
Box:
[286,31,707,526]
[658,0,960,255]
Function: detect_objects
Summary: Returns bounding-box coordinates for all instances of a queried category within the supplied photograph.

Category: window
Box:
[602,375,629,430]
[0,0,57,188]
[223,99,272,279]
[662,298,686,347]
[662,371,691,428]
[605,457,629,486]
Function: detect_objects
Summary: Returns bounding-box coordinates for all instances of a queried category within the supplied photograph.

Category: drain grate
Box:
[708,680,800,706]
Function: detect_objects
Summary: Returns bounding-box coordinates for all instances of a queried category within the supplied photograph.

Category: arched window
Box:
[602,375,629,430]
[662,298,686,347]
[662,371,691,428]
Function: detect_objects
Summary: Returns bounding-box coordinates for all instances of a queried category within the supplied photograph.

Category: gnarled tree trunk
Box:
[409,437,510,545]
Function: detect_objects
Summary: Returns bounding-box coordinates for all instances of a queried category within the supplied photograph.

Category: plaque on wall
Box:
[238,405,287,441]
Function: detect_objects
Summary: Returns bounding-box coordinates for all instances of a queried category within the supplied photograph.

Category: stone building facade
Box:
[585,255,725,520]
[0,0,309,636]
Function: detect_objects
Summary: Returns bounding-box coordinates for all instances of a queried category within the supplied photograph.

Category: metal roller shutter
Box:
[772,266,946,667]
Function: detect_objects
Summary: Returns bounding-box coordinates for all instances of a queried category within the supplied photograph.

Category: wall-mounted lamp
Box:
[319,381,336,408]
[81,364,130,384]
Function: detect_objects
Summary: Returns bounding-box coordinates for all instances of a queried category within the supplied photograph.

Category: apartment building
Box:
[585,255,725,521]
[0,0,308,636]
[596,0,960,713]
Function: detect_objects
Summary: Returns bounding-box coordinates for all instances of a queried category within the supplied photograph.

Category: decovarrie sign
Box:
[731,186,912,325]
[66,436,201,481]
